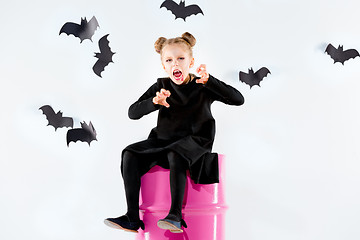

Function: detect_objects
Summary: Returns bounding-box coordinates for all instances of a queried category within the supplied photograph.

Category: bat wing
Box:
[255,67,271,80]
[88,16,100,33]
[160,0,182,19]
[93,34,115,77]
[184,4,204,20]
[341,49,360,64]
[59,22,81,37]
[67,121,97,146]
[67,129,86,146]
[82,121,97,141]
[39,105,73,130]
[325,43,339,63]
[99,34,115,57]
[93,59,109,77]
[325,43,336,55]
[39,104,56,125]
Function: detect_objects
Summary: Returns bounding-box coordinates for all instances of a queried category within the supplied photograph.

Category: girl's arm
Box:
[128,82,161,120]
[196,64,244,106]
[204,74,245,106]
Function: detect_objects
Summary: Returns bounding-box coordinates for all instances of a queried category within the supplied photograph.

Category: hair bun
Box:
[154,37,167,54]
[154,33,196,55]
[181,32,196,47]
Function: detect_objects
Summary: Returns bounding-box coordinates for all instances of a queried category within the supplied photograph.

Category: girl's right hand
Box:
[153,88,171,108]
[196,64,209,84]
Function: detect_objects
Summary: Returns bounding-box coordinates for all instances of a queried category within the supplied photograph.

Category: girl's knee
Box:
[167,151,177,160]
[167,151,187,169]
[123,151,135,161]
[121,151,138,172]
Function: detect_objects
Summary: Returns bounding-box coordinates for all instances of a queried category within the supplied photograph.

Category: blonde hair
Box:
[154,32,196,57]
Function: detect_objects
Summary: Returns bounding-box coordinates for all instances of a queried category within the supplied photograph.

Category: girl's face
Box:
[161,43,194,85]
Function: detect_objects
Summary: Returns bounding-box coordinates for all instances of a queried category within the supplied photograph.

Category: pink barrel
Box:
[136,154,227,240]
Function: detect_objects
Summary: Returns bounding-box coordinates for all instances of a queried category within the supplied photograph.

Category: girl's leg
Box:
[121,151,142,221]
[166,151,188,221]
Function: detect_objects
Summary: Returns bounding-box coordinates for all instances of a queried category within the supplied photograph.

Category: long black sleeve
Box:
[128,83,161,120]
[204,74,245,105]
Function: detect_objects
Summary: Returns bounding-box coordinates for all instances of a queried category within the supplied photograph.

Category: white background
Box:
[1,0,360,239]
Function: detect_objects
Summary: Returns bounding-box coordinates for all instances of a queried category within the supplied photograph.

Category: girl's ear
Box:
[190,57,195,68]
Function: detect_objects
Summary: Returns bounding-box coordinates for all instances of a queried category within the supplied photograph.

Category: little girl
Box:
[105,32,244,233]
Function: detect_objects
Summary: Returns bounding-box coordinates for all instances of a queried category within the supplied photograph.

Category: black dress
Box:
[122,74,244,184]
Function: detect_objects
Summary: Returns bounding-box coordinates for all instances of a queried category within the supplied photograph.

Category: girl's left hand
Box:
[196,64,209,84]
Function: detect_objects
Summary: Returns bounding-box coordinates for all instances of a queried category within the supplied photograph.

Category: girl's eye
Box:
[166,59,172,62]
[179,57,184,60]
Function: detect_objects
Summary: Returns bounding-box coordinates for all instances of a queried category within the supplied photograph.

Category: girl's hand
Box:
[153,88,171,108]
[196,64,209,84]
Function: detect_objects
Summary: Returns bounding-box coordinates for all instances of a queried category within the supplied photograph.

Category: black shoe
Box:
[157,218,187,233]
[104,215,145,232]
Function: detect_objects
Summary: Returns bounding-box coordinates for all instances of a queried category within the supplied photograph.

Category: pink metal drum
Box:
[136,154,227,240]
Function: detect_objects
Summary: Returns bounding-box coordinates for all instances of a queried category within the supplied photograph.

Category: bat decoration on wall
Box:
[160,0,204,21]
[39,105,74,131]
[93,34,115,77]
[59,16,99,43]
[239,67,271,89]
[66,121,97,146]
[325,44,360,65]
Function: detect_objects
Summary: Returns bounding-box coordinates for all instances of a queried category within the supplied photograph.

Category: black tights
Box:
[121,151,188,222]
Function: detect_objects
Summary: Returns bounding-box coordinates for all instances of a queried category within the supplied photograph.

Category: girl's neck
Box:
[182,74,193,85]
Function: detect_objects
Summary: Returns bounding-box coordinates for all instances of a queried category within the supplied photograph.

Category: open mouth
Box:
[173,69,183,81]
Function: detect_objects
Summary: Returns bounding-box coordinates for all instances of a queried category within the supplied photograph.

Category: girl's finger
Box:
[197,64,206,72]
[196,78,204,84]
[161,89,170,97]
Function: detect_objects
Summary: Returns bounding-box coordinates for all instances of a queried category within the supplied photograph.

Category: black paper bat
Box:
[160,0,204,21]
[239,67,271,88]
[93,34,115,77]
[39,105,73,131]
[59,16,99,43]
[325,44,359,65]
[66,121,97,146]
